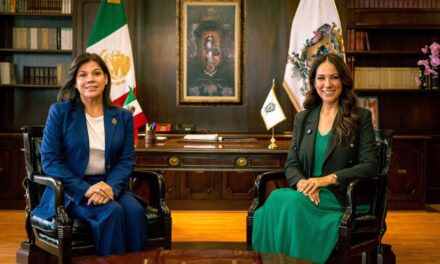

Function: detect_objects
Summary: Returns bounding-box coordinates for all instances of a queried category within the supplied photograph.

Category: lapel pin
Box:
[112,118,117,125]
[307,129,312,134]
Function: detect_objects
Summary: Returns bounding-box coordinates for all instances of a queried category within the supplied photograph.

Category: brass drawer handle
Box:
[236,157,248,167]
[397,169,407,175]
[169,156,180,166]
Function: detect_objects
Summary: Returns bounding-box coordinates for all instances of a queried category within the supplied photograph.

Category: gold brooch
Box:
[112,118,117,125]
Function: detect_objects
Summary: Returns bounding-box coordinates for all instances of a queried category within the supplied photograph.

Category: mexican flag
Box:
[86,0,147,142]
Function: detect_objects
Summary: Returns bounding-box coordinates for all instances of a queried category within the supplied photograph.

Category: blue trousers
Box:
[68,183,147,256]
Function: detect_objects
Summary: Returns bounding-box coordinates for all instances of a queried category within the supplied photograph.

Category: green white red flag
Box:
[86,0,147,143]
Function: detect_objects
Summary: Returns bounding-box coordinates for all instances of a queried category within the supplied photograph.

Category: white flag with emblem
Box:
[261,81,286,130]
[283,0,345,112]
[86,0,147,141]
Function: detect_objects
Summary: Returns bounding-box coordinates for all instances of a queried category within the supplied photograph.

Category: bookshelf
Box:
[344,3,440,208]
[0,1,73,132]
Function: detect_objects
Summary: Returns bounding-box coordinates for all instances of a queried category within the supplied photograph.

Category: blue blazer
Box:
[33,101,135,220]
[284,105,378,205]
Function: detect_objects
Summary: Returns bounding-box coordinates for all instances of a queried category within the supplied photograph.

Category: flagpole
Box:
[268,127,278,149]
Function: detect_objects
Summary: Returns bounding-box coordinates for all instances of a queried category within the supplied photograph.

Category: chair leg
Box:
[164,216,172,249]
[361,251,367,264]
[377,253,384,264]
[246,215,254,251]
[16,241,42,264]
[58,224,72,264]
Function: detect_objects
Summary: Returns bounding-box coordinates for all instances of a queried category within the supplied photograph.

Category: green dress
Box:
[252,131,344,263]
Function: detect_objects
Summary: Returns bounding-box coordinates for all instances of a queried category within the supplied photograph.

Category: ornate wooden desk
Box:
[135,135,291,210]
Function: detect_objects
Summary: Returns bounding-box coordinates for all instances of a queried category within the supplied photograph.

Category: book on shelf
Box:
[0,62,17,85]
[347,30,370,52]
[12,27,72,50]
[354,67,419,90]
[56,63,69,85]
[23,66,60,85]
[364,31,370,51]
[1,0,72,14]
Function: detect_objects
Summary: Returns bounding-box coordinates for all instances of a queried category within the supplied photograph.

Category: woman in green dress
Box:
[252,53,378,263]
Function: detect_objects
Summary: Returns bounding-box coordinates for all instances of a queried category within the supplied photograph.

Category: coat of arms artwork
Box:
[177,0,244,104]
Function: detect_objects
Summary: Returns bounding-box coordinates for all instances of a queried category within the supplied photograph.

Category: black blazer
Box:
[284,105,378,205]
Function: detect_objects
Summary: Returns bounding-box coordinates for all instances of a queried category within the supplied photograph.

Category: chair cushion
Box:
[353,215,379,233]
[32,205,163,239]
[31,215,93,239]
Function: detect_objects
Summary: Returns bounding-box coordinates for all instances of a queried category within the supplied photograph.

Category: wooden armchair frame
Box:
[16,126,172,264]
[246,130,394,264]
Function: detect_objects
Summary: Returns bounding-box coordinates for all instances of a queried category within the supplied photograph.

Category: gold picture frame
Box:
[177,0,244,105]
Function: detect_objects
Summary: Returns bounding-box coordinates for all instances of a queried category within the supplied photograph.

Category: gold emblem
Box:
[112,118,117,125]
[99,49,131,86]
[236,157,248,168]
[169,156,180,166]
[107,0,121,4]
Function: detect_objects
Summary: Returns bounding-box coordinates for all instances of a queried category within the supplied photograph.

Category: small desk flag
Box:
[86,0,147,143]
[261,81,286,130]
[283,0,345,112]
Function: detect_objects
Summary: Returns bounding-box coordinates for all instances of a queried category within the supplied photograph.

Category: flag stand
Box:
[268,127,278,149]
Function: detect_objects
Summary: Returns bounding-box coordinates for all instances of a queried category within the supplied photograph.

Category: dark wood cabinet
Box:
[135,137,289,210]
[221,171,256,200]
[0,133,25,209]
[163,171,181,200]
[388,136,427,209]
[426,136,440,204]
[181,171,221,200]
[344,4,440,207]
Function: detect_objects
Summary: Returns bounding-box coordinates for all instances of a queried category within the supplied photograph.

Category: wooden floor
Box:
[1,209,440,263]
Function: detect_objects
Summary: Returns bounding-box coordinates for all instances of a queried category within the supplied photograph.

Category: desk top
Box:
[135,137,291,154]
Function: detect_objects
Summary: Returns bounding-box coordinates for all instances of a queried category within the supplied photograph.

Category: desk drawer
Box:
[136,153,286,170]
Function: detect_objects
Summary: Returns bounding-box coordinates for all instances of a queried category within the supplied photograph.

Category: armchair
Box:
[16,126,172,264]
[246,130,394,263]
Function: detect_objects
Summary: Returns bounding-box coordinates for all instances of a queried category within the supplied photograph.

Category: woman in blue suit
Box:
[252,53,378,263]
[33,52,146,256]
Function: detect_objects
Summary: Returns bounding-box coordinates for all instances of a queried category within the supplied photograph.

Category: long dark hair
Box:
[303,53,359,145]
[57,52,114,108]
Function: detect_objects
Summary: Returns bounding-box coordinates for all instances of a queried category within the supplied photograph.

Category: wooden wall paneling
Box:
[377,92,440,134]
[13,89,58,129]
[0,135,25,209]
[426,136,440,204]
[136,0,296,133]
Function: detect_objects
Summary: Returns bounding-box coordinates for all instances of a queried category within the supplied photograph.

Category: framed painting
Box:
[358,96,379,130]
[177,0,244,105]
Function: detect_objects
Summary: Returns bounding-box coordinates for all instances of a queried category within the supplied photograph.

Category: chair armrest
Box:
[30,173,70,224]
[32,173,65,212]
[248,170,285,216]
[341,177,380,228]
[130,170,170,216]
